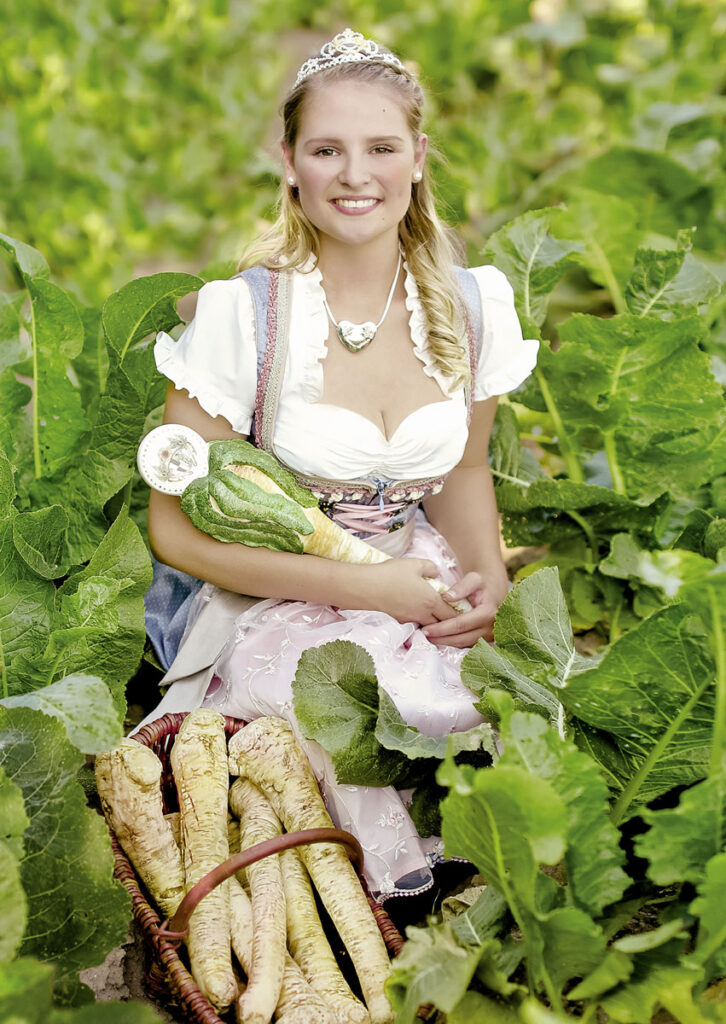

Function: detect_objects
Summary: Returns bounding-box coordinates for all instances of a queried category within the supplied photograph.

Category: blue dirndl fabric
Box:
[144,558,204,670]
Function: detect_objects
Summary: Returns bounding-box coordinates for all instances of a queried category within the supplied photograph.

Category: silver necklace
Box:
[322,253,402,352]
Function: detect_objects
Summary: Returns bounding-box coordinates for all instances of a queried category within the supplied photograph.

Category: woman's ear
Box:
[414,133,428,177]
[281,140,295,182]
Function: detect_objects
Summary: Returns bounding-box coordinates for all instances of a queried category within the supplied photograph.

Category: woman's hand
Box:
[356,558,459,627]
[421,569,510,648]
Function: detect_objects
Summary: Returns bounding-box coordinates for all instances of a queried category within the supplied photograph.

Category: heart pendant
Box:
[337,320,377,352]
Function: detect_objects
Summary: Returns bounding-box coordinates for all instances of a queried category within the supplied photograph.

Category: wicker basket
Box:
[109,711,405,1023]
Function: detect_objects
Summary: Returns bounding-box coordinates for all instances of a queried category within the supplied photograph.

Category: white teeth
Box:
[335,199,378,209]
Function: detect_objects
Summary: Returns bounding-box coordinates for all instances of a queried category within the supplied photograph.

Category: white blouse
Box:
[155,262,538,484]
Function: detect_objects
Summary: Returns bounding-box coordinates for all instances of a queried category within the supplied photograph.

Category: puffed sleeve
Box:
[154,278,257,434]
[468,265,539,402]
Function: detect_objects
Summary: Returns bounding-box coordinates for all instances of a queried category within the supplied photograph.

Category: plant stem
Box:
[536,370,584,483]
[45,650,64,688]
[490,468,532,488]
[122,475,133,510]
[603,431,626,495]
[709,586,726,777]
[0,631,7,700]
[611,673,713,825]
[29,293,42,479]
[566,510,598,570]
[588,236,627,315]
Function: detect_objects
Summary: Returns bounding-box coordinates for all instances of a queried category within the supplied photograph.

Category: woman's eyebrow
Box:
[303,135,405,145]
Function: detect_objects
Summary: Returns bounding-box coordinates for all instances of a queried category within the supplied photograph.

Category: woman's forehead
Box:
[297,80,409,138]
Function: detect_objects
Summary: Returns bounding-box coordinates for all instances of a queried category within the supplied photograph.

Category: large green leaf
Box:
[520,312,726,503]
[691,852,726,980]
[375,689,497,761]
[600,533,715,599]
[483,208,582,333]
[439,759,567,899]
[101,272,202,361]
[0,675,121,755]
[0,235,50,281]
[0,958,163,1024]
[385,923,482,1024]
[499,709,629,917]
[0,770,29,963]
[0,707,130,1004]
[563,604,715,820]
[0,457,55,691]
[625,235,721,318]
[636,773,726,886]
[12,505,69,580]
[439,757,607,1002]
[598,943,707,1024]
[25,278,88,478]
[6,510,151,717]
[448,992,521,1024]
[496,477,650,548]
[578,147,715,242]
[461,568,586,729]
[0,959,55,1024]
[0,369,31,466]
[292,641,406,785]
[556,190,641,311]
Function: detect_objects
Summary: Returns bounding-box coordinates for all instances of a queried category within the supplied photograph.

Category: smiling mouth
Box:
[331,198,381,210]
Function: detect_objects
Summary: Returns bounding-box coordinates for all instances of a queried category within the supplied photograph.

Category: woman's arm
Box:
[148,385,458,625]
[420,396,510,647]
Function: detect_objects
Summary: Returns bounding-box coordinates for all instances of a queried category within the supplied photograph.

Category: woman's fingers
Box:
[441,571,482,603]
[422,599,496,646]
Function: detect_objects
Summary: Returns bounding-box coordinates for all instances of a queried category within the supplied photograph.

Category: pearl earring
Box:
[287,177,296,186]
[412,171,422,182]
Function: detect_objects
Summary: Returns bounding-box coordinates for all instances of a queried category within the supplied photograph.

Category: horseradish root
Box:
[228,877,333,1024]
[280,848,370,1024]
[171,709,236,1012]
[229,778,286,1024]
[228,718,394,1024]
[96,739,185,918]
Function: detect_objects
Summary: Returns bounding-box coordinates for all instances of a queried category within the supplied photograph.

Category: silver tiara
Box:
[293,29,406,89]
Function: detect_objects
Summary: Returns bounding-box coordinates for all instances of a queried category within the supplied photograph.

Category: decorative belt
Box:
[327,499,417,538]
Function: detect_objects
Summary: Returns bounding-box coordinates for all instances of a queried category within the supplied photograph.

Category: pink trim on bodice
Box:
[330,500,410,536]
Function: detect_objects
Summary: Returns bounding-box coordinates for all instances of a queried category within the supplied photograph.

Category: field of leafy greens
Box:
[2,0,726,1021]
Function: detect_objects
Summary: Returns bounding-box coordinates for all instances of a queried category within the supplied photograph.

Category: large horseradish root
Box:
[228,717,394,1024]
[171,709,237,1012]
[229,777,287,1024]
[95,738,185,918]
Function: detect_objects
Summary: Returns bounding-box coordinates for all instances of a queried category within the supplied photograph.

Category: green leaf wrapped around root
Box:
[181,477,305,553]
[208,439,318,508]
[210,469,314,536]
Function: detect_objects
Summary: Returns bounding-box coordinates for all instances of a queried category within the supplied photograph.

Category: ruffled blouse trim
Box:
[474,339,539,401]
[297,263,331,403]
[402,259,457,397]
[154,331,253,434]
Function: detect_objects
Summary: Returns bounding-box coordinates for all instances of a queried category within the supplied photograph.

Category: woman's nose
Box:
[338,154,371,187]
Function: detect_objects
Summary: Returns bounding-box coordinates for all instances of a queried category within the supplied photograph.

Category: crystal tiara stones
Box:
[293,28,407,89]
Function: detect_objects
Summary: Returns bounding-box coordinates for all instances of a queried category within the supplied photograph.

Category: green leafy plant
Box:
[293,564,726,1021]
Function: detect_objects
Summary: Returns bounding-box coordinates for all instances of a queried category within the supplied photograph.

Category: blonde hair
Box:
[240,59,470,387]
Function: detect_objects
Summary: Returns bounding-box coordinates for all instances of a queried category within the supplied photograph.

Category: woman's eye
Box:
[373,146,393,154]
[314,147,337,156]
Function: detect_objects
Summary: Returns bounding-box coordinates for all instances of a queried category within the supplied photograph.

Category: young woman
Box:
[145,29,538,898]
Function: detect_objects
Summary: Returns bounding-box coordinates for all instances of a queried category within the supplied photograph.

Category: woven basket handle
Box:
[158,827,363,942]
